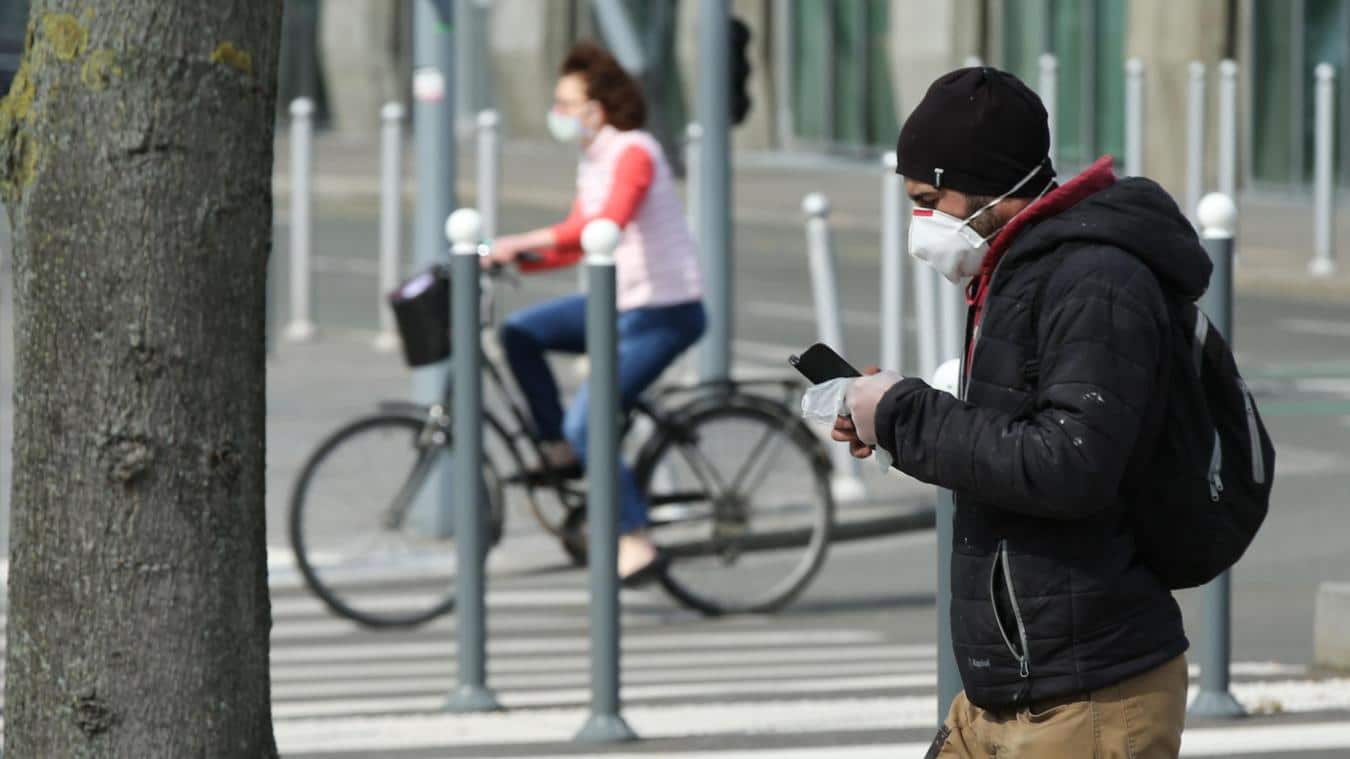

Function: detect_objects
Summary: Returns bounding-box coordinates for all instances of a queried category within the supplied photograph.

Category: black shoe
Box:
[620,551,670,588]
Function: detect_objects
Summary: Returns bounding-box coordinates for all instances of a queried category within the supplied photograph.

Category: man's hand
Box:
[830,366,903,458]
[831,415,874,460]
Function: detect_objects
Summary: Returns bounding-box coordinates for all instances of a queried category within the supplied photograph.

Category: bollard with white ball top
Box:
[802,193,867,504]
[476,109,500,241]
[575,218,639,744]
[931,356,962,722]
[1190,191,1245,719]
[285,97,317,342]
[443,207,502,714]
[1311,64,1338,278]
[375,102,407,353]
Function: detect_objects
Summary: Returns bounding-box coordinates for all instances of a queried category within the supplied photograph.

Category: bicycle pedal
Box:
[511,463,585,486]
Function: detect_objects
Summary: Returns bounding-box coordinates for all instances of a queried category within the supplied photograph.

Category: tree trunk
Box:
[1,1,282,756]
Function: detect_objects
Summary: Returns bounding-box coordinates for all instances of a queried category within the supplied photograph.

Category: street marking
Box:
[270,662,941,700]
[268,661,1309,702]
[1270,444,1343,477]
[269,694,1350,756]
[268,588,596,617]
[1294,378,1350,396]
[1182,721,1350,755]
[1247,360,1350,380]
[272,696,931,749]
[1259,399,1350,417]
[269,645,929,680]
[268,630,898,664]
[1279,318,1350,338]
[274,673,932,715]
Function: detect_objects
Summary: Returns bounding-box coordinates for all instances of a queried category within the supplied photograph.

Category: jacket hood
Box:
[1002,157,1212,300]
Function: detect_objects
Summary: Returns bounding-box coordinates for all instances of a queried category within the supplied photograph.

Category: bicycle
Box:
[287,262,837,627]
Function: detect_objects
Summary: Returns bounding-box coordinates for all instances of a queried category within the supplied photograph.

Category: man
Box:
[835,67,1211,758]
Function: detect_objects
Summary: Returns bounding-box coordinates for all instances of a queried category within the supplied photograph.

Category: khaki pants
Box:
[927,656,1187,759]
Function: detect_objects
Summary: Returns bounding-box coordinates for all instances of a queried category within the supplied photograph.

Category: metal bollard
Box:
[1125,57,1145,177]
[935,487,960,724]
[913,263,940,385]
[1218,60,1239,201]
[444,208,502,714]
[803,193,866,503]
[685,122,703,238]
[1186,61,1206,227]
[697,0,733,384]
[1311,64,1338,277]
[575,219,639,744]
[285,97,317,342]
[1189,192,1244,719]
[880,152,907,374]
[1039,54,1058,170]
[476,109,500,241]
[929,358,962,724]
[938,281,964,364]
[375,102,407,353]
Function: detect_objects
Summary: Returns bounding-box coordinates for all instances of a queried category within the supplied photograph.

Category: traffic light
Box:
[730,16,752,126]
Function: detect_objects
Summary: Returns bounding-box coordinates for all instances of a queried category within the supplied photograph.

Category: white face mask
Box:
[907,161,1050,284]
[546,104,596,144]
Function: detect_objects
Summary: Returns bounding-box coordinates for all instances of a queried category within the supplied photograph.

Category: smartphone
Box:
[788,342,862,384]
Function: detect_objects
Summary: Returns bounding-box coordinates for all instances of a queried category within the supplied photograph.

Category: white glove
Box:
[845,370,904,447]
[800,375,900,472]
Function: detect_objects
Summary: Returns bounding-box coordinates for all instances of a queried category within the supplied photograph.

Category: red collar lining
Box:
[967,155,1118,306]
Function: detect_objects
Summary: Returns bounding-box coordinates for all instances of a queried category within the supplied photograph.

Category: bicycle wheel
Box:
[635,398,834,615]
[288,412,504,628]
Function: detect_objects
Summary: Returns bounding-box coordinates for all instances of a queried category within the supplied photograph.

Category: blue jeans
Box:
[500,295,706,534]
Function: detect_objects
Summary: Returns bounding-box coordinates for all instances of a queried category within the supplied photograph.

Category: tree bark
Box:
[1,1,281,756]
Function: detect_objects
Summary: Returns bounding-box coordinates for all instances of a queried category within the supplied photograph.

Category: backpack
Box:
[1027,258,1275,590]
[1130,298,1275,589]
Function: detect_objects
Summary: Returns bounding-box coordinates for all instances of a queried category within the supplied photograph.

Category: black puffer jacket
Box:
[874,161,1210,710]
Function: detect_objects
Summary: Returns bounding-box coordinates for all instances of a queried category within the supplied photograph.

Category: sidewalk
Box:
[274,132,1350,303]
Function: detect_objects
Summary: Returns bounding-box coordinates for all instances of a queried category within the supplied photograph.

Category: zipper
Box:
[960,252,1011,403]
[1208,429,1224,502]
[990,540,1032,678]
[1239,378,1266,485]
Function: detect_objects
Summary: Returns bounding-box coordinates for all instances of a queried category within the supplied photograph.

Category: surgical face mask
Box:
[907,161,1050,284]
[546,111,584,143]
[546,103,596,144]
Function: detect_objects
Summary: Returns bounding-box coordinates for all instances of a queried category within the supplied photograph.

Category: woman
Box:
[485,43,705,585]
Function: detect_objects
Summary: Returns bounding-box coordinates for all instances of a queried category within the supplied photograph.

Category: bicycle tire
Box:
[635,397,834,615]
[288,412,505,628]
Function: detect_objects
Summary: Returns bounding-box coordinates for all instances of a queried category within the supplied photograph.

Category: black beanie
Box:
[897,67,1056,197]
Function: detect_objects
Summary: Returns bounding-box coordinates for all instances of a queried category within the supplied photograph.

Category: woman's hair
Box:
[560,42,646,131]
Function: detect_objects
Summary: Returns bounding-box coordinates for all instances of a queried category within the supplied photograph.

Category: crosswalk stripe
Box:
[5,563,1328,755]
[438,723,1350,759]
[263,660,1307,694]
[269,630,901,663]
[273,695,929,748]
[269,611,689,640]
[268,587,600,616]
[270,663,939,700]
[269,645,928,680]
[272,674,935,714]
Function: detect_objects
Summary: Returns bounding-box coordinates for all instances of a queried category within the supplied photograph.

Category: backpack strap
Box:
[1192,307,1209,373]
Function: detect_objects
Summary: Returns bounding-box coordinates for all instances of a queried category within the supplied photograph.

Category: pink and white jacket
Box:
[520,125,703,312]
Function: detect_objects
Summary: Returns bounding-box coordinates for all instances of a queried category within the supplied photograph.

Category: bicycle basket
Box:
[389,264,451,367]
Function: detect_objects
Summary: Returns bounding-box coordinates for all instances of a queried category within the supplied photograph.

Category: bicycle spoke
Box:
[729,418,796,497]
[383,449,437,529]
